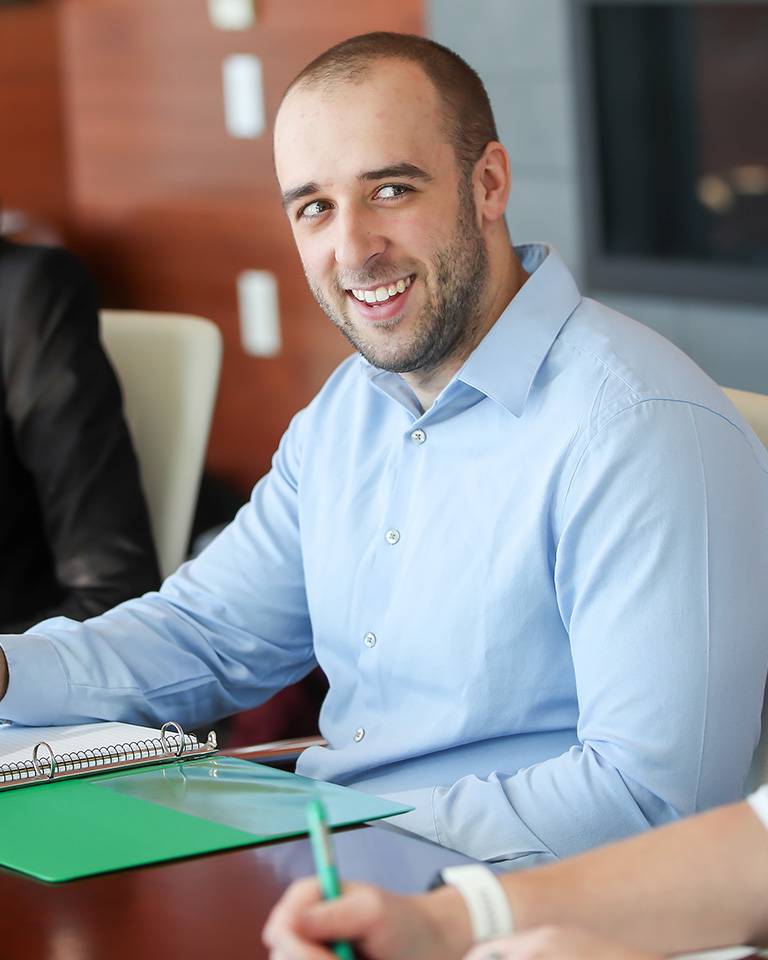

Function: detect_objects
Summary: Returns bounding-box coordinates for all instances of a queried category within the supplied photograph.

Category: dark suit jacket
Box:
[0,240,160,631]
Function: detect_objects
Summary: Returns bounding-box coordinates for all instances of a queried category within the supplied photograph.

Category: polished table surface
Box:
[0,819,475,959]
[4,752,763,960]
[4,819,768,960]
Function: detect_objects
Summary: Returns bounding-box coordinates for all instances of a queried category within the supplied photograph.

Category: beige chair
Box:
[100,311,222,579]
[724,387,768,450]
[723,387,768,790]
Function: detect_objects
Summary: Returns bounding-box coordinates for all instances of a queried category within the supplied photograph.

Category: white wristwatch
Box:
[440,864,515,943]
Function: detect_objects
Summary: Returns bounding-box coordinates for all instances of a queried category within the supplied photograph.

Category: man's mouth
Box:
[346,274,414,306]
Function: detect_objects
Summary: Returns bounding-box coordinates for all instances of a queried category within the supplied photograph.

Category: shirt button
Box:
[353,727,365,743]
[411,428,427,444]
[363,632,377,648]
[385,529,401,545]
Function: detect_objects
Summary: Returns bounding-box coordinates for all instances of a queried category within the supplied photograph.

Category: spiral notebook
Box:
[0,721,411,882]
[0,720,216,790]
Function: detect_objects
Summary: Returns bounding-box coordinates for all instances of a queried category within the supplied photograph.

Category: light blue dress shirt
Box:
[3,244,768,864]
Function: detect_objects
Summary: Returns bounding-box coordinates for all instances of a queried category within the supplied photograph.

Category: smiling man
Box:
[274,47,521,409]
[1,33,768,867]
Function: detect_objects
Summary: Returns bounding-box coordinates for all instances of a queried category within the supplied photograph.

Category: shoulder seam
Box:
[562,397,768,518]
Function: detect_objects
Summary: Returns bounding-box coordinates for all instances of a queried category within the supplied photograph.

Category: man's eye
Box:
[375,184,411,200]
[299,200,332,220]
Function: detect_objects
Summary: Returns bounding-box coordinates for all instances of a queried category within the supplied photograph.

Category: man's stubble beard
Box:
[307,180,490,375]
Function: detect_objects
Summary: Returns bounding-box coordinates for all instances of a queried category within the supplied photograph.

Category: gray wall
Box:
[428,0,768,393]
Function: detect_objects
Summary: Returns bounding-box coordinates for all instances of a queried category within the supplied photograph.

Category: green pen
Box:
[305,798,355,960]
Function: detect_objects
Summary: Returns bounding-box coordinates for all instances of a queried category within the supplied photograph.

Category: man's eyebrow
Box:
[360,162,433,183]
[281,182,321,210]
[281,163,433,210]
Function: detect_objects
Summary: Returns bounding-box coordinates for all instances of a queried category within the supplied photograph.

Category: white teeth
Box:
[350,276,413,304]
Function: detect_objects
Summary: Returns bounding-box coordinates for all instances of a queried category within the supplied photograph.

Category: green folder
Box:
[0,756,411,882]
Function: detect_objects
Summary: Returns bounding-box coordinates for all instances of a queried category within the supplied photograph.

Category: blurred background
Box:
[1,0,766,740]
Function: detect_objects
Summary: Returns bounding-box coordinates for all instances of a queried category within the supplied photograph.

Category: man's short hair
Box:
[285,32,499,178]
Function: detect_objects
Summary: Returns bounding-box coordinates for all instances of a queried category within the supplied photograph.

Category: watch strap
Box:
[440,864,514,943]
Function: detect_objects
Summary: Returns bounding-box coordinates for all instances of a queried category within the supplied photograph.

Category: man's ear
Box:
[473,142,511,226]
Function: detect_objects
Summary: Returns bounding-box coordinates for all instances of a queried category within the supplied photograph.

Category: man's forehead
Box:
[273,60,447,185]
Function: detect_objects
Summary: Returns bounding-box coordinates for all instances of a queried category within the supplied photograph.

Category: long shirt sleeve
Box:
[391,397,768,864]
[0,406,314,728]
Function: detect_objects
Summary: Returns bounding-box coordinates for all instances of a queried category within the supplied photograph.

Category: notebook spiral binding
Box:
[0,721,218,790]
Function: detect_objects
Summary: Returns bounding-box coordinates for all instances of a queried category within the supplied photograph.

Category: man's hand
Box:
[0,646,7,699]
[463,927,662,960]
[263,878,470,960]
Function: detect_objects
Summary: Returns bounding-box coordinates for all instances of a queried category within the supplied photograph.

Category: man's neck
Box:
[402,245,529,411]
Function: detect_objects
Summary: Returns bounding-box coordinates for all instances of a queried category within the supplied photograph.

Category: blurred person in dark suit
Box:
[0,238,160,631]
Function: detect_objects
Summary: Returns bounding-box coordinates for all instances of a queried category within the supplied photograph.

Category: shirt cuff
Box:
[0,633,71,724]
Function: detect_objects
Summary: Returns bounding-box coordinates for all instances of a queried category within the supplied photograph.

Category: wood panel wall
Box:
[0,0,69,231]
[1,0,424,495]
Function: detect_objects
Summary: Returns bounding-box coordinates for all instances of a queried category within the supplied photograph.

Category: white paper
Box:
[0,722,164,765]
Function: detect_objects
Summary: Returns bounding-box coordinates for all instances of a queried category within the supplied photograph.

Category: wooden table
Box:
[0,821,475,959]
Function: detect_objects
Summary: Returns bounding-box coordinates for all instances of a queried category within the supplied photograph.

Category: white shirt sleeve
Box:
[747,784,768,830]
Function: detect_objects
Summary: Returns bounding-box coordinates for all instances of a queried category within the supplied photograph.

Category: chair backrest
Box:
[722,386,768,790]
[100,311,222,579]
[723,386,768,448]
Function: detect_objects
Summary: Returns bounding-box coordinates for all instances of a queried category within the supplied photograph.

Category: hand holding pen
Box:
[305,798,356,960]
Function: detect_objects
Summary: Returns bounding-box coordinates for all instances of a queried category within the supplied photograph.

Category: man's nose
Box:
[333,207,386,271]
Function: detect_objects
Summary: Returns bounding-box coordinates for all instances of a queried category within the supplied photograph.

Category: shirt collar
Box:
[360,242,582,418]
[457,243,582,417]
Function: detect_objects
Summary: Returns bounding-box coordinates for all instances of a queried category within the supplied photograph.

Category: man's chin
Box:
[332,318,400,364]
[332,306,437,373]
[349,339,429,374]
